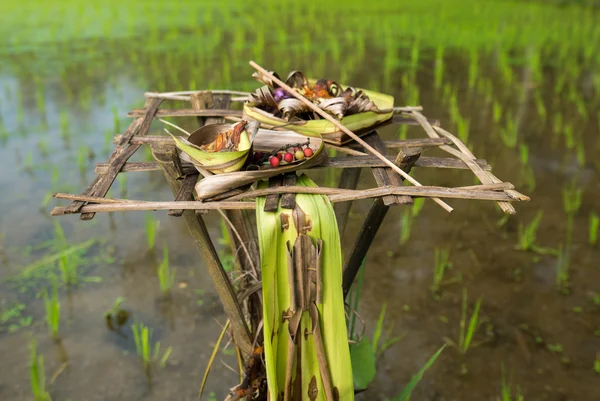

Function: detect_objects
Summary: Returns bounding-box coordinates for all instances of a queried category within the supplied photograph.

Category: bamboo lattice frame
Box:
[50,88,529,357]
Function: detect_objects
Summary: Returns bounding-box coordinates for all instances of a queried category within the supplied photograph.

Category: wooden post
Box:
[151,142,254,355]
[333,166,361,239]
[190,91,262,336]
[342,134,421,299]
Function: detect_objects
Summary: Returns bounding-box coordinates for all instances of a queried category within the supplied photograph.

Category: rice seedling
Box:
[347,258,366,341]
[576,141,586,167]
[58,109,70,140]
[562,181,583,217]
[372,304,403,359]
[556,244,571,294]
[145,212,159,251]
[563,124,575,150]
[411,197,425,217]
[595,354,600,374]
[118,173,127,196]
[37,139,49,157]
[516,211,544,253]
[589,212,599,246]
[157,245,175,297]
[534,91,546,120]
[391,345,446,401]
[468,49,478,89]
[519,144,529,165]
[400,208,413,245]
[499,117,518,149]
[30,338,51,401]
[493,101,502,124]
[431,247,452,295]
[131,320,172,370]
[112,105,120,133]
[54,221,79,286]
[445,288,482,355]
[43,276,60,341]
[500,364,524,401]
[1,302,32,333]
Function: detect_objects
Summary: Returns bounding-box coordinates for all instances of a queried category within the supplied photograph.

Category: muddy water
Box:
[1,2,600,401]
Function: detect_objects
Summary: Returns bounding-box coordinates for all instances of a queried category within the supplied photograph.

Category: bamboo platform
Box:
[51,87,529,358]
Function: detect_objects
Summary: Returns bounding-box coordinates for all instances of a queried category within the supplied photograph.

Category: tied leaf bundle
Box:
[256,174,354,401]
[248,70,387,121]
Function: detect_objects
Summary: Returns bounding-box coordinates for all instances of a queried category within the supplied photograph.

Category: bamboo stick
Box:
[249,61,453,213]
[51,182,519,216]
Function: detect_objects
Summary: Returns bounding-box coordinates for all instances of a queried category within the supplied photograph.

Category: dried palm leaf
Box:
[247,86,279,111]
[285,70,309,89]
[277,98,311,120]
[316,97,347,119]
[252,70,282,88]
[244,80,394,141]
[345,91,383,115]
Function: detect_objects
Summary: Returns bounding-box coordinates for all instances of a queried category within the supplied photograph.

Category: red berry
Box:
[253,152,263,162]
[276,152,284,161]
[269,156,280,167]
[283,152,294,163]
[303,147,314,158]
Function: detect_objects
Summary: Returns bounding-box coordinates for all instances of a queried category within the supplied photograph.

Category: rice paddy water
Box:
[1,0,599,399]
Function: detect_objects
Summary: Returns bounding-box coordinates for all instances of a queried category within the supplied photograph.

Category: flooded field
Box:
[1,1,599,400]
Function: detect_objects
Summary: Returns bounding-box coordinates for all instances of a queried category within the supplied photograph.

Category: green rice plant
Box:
[411,197,425,217]
[397,124,408,140]
[576,141,586,167]
[145,212,159,251]
[467,49,478,89]
[30,339,51,401]
[431,247,452,294]
[516,211,543,252]
[54,222,79,286]
[400,208,413,245]
[131,320,172,371]
[391,345,446,401]
[562,180,582,216]
[499,117,518,149]
[534,91,546,120]
[492,101,502,124]
[595,354,600,374]
[37,139,49,157]
[112,105,120,133]
[458,288,482,355]
[500,364,524,401]
[372,304,403,360]
[43,276,60,341]
[157,245,175,297]
[347,258,366,341]
[556,244,571,294]
[563,124,575,150]
[519,144,529,165]
[118,173,127,196]
[589,212,599,245]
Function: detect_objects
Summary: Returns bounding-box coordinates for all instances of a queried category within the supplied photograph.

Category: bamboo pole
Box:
[249,61,453,213]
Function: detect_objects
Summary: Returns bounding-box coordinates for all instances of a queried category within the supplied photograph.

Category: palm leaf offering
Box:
[256,174,354,401]
[171,120,255,174]
[194,128,326,200]
[244,70,395,142]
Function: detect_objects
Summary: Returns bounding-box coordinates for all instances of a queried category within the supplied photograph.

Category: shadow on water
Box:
[1,0,600,400]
